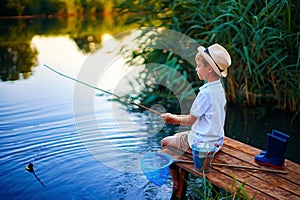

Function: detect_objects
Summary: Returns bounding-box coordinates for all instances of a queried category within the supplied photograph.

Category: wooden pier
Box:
[161,137,300,199]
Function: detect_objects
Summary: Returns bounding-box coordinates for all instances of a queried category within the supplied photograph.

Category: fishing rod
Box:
[212,163,288,174]
[43,64,162,115]
[165,147,288,174]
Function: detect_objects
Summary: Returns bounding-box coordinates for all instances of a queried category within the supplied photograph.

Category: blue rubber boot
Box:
[259,130,290,156]
[255,133,288,169]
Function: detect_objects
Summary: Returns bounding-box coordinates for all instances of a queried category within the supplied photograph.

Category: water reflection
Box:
[0,14,134,82]
[0,42,38,81]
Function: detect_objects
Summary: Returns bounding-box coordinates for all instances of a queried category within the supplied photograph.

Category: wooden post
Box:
[176,168,189,200]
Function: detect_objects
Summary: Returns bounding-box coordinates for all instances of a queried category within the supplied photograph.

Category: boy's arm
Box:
[160,113,197,126]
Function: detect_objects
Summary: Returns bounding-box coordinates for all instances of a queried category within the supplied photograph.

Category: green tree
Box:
[116,0,300,112]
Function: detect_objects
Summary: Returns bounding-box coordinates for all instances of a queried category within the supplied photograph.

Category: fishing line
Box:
[25,66,47,187]
[43,64,162,115]
[30,146,44,163]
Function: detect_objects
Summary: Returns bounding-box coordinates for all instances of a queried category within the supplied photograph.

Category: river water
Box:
[0,19,299,200]
[0,34,176,199]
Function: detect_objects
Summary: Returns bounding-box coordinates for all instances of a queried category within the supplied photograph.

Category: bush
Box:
[116,0,300,112]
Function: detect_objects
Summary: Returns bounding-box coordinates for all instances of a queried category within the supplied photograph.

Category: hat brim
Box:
[197,46,227,77]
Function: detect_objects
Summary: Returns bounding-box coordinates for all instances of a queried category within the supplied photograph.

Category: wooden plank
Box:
[208,167,272,199]
[220,145,300,187]
[213,153,299,199]
[217,139,300,199]
[222,138,300,185]
[161,148,271,199]
[175,162,271,199]
[223,137,261,155]
[224,137,300,175]
[160,136,300,200]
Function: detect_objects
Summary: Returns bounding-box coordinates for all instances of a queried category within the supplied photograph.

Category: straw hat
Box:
[197,44,231,77]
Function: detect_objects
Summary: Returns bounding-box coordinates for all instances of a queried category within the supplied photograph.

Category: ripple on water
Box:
[0,66,174,199]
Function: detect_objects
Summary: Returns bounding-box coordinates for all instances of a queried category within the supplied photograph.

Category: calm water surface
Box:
[0,35,173,199]
[1,32,299,200]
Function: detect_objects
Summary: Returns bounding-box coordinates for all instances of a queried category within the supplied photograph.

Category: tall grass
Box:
[187,173,254,199]
[116,0,300,112]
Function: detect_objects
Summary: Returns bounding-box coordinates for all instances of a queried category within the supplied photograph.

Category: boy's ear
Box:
[208,66,214,73]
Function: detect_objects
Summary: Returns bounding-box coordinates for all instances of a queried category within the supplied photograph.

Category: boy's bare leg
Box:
[161,136,183,190]
[161,133,190,199]
[169,165,180,200]
[169,165,179,189]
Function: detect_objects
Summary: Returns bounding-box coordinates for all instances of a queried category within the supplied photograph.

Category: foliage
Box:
[7,0,29,16]
[0,0,66,16]
[116,0,300,112]
[188,172,254,200]
[0,0,116,17]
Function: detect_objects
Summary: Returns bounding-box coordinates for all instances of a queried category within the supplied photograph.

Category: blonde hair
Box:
[195,52,210,67]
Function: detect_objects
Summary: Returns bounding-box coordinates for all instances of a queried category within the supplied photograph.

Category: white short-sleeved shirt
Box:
[187,79,226,149]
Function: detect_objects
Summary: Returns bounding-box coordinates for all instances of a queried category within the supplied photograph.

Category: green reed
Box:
[187,173,253,199]
[116,0,300,112]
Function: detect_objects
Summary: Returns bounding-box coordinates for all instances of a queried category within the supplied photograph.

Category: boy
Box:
[160,44,231,196]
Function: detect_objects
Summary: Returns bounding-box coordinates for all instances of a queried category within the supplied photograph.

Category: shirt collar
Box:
[199,79,221,90]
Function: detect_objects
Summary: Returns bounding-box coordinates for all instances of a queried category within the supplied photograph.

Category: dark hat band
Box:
[204,48,224,73]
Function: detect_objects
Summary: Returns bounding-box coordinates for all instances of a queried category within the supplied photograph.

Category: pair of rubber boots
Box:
[254,130,290,169]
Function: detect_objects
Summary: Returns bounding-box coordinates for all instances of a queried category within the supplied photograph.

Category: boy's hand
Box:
[161,113,196,126]
[160,113,176,124]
